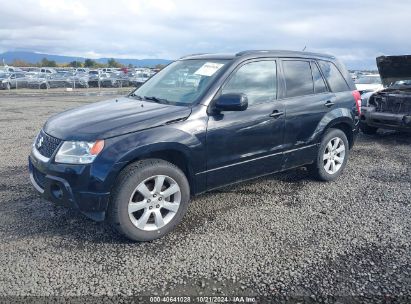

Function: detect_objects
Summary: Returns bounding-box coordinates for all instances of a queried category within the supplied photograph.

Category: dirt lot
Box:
[0,92,410,301]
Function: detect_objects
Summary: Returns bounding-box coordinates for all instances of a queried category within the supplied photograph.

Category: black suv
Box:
[29,50,360,241]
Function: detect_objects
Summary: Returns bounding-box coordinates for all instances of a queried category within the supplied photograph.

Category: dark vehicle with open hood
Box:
[360,55,411,134]
[29,50,360,241]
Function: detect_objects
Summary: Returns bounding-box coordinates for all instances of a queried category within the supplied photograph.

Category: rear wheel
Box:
[360,122,378,135]
[310,128,349,181]
[109,159,190,242]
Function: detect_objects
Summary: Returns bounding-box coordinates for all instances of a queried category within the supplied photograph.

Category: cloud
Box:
[0,0,410,68]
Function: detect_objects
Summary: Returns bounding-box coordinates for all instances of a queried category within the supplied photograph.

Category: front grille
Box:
[32,167,46,189]
[35,130,61,158]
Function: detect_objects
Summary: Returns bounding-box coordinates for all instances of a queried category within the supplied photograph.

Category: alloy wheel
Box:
[323,137,346,174]
[128,175,181,231]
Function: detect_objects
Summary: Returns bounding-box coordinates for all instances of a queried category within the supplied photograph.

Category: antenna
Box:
[302,46,306,51]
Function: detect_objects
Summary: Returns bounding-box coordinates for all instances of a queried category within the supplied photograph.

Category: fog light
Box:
[50,184,63,200]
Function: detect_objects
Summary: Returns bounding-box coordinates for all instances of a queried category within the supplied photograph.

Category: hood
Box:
[44,97,192,141]
[376,55,411,87]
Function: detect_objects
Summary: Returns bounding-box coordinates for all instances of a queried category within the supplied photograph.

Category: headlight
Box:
[55,140,104,164]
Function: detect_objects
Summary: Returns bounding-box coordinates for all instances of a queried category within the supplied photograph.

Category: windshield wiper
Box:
[144,96,171,104]
[129,93,143,100]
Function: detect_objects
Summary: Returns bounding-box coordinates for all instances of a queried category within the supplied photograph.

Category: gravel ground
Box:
[0,93,410,302]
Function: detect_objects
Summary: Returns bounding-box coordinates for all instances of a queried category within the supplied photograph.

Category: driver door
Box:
[205,59,285,189]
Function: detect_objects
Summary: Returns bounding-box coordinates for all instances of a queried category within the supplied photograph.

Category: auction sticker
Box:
[194,62,224,76]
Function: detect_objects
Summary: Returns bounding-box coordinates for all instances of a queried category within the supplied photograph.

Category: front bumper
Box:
[28,149,111,221]
[361,106,411,132]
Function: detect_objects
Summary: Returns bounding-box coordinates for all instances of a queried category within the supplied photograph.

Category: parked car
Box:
[88,70,101,87]
[360,55,411,134]
[355,74,383,94]
[99,73,130,87]
[67,73,89,88]
[29,50,360,241]
[0,66,23,73]
[128,71,151,86]
[0,72,28,89]
[0,72,11,89]
[27,73,69,89]
[39,68,57,75]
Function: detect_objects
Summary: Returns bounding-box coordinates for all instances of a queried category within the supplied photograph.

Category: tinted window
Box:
[222,61,276,105]
[311,62,328,93]
[318,60,349,92]
[283,60,313,98]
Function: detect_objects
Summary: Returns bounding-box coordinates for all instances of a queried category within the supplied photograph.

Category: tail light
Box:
[352,90,361,115]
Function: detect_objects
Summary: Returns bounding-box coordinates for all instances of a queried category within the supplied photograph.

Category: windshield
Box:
[355,75,381,84]
[130,59,230,106]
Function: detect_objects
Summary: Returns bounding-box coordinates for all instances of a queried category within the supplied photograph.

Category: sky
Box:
[0,0,410,69]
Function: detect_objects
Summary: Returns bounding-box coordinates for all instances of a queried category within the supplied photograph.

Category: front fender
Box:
[92,124,206,191]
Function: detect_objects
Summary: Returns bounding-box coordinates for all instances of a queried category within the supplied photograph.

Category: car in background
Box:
[0,72,28,89]
[0,72,11,89]
[27,73,65,89]
[0,66,23,73]
[129,70,152,86]
[88,70,101,87]
[39,68,57,75]
[74,68,89,74]
[360,55,411,134]
[355,74,383,94]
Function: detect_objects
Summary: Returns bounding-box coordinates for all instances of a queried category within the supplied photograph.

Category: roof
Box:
[179,50,336,61]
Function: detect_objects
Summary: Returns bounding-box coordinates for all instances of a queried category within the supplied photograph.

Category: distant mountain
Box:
[0,51,172,67]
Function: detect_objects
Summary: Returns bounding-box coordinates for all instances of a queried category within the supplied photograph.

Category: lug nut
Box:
[158,197,162,201]
[147,199,151,203]
[149,206,153,210]
[156,204,160,208]
[153,194,157,198]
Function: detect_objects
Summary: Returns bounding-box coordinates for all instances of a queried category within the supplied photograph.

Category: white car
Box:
[355,74,383,94]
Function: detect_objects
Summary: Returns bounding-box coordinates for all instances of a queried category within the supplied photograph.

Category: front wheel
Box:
[109,159,190,242]
[309,128,349,181]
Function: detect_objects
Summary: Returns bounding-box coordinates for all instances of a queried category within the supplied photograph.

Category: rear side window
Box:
[318,60,349,92]
[311,62,328,93]
[283,60,313,98]
[222,60,277,106]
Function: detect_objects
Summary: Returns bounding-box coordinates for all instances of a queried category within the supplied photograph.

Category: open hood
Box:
[376,55,411,87]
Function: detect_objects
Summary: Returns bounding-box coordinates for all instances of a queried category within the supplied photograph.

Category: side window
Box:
[283,60,313,98]
[311,62,328,93]
[318,60,349,92]
[222,60,276,106]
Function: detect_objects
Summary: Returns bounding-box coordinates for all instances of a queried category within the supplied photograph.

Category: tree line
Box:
[8,58,165,69]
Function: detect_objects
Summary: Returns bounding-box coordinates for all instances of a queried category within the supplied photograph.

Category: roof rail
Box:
[235,50,270,56]
[179,53,208,59]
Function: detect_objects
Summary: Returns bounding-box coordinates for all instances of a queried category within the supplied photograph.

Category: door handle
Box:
[269,110,284,118]
[324,100,335,107]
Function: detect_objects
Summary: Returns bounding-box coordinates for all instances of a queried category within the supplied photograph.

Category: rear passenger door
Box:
[280,59,335,169]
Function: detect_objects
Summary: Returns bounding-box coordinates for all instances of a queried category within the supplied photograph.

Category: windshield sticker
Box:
[194,62,224,77]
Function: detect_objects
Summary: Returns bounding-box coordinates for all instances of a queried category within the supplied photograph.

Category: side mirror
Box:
[214,93,248,112]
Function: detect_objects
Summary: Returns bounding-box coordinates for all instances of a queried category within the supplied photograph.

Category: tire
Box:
[40,83,49,89]
[310,128,349,181]
[109,159,190,242]
[360,122,378,135]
